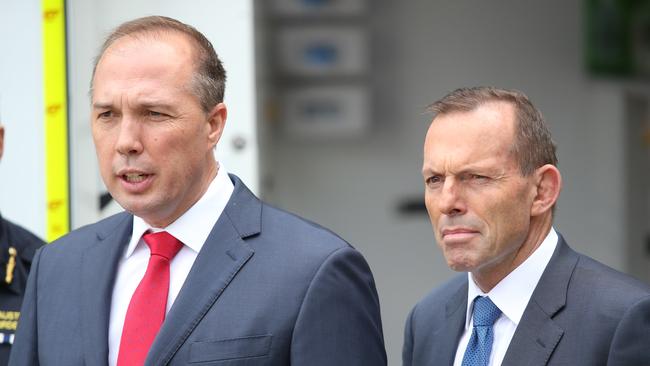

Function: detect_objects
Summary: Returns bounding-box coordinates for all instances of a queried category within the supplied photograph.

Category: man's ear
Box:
[207,102,227,148]
[531,164,562,216]
[0,125,5,161]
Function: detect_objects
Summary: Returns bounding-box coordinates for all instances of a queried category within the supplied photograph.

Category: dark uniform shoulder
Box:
[0,215,46,362]
[0,217,45,264]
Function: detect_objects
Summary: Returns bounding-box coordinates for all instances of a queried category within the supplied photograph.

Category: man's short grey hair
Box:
[91,15,226,112]
[427,86,558,176]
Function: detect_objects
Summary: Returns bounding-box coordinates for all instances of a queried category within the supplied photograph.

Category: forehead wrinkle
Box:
[92,101,112,110]
[424,148,510,176]
[95,81,180,106]
[425,127,516,176]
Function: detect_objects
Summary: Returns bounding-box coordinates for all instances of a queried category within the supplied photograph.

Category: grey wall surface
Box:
[260,1,633,364]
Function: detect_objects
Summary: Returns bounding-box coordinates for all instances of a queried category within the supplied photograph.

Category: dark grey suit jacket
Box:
[403,235,650,366]
[9,175,387,365]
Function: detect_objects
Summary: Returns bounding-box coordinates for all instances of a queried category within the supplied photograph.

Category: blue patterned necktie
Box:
[461,296,502,366]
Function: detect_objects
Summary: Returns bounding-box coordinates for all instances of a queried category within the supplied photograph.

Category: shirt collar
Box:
[464,228,558,329]
[125,164,234,258]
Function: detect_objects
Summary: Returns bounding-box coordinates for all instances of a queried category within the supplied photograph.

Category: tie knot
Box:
[472,296,501,327]
[142,231,183,260]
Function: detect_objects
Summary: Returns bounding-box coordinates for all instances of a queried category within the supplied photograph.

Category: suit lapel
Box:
[146,176,260,366]
[502,236,578,366]
[80,213,133,366]
[433,280,467,366]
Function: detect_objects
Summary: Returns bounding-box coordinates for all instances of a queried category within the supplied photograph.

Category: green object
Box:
[585,0,635,76]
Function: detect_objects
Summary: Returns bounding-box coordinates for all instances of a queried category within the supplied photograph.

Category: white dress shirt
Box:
[108,166,234,366]
[453,228,558,366]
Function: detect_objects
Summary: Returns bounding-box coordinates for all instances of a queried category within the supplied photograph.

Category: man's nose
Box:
[438,178,466,216]
[115,116,144,156]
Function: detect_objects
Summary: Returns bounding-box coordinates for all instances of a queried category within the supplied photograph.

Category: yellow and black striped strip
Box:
[42,0,70,242]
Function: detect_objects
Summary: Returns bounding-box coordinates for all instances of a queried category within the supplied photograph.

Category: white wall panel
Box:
[0,0,46,238]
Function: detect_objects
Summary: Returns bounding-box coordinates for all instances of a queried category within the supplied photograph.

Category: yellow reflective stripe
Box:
[43,0,69,242]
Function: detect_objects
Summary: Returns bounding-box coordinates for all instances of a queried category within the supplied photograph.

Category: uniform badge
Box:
[4,247,16,285]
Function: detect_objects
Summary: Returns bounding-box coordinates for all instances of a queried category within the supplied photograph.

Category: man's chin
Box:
[445,251,477,272]
[445,259,476,273]
[115,199,152,218]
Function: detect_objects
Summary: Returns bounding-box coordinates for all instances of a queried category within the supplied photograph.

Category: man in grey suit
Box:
[9,16,386,366]
[403,87,650,366]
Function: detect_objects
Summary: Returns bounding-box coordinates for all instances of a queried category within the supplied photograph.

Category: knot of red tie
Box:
[143,231,183,260]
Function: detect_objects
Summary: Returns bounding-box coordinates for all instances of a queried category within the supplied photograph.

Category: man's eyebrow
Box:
[456,164,506,176]
[139,101,175,110]
[92,102,112,110]
[91,101,175,110]
[421,162,502,176]
[421,166,444,178]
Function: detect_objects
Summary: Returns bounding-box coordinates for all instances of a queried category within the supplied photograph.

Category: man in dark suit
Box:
[9,16,386,366]
[0,123,45,365]
[403,87,650,366]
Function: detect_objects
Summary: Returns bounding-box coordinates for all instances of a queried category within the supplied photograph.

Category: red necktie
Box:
[117,231,183,366]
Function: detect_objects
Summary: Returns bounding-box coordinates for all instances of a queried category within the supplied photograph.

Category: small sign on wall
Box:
[277,26,367,77]
[282,86,369,140]
[270,0,366,17]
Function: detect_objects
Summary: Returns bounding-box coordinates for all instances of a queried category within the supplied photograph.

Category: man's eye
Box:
[425,176,442,187]
[469,174,489,182]
[97,111,112,119]
[147,111,167,118]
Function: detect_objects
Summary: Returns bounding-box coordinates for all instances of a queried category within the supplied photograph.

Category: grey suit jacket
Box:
[9,175,387,365]
[403,235,650,366]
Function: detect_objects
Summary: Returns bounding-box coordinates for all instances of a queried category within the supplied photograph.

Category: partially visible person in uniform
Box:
[0,122,45,365]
